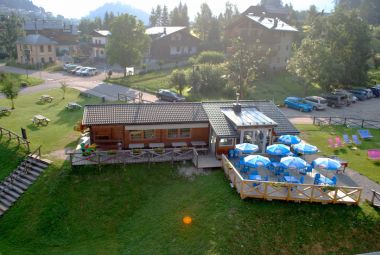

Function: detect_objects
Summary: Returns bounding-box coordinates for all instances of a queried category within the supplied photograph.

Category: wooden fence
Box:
[0,127,30,152]
[68,147,197,169]
[371,190,380,208]
[222,155,362,205]
[313,116,380,130]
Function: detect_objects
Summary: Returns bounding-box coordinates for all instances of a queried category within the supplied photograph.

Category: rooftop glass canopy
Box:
[221,107,277,128]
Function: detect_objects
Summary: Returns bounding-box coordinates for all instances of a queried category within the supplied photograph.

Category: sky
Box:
[32,0,334,20]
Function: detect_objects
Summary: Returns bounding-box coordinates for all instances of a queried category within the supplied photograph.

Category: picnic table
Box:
[191,141,207,147]
[39,95,54,103]
[32,114,50,126]
[129,143,144,149]
[149,143,164,148]
[66,102,82,110]
[172,142,187,148]
[329,155,348,173]
[0,107,11,116]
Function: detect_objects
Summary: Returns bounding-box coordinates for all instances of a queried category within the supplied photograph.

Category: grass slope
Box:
[3,73,44,87]
[0,142,26,180]
[0,163,379,254]
[0,88,100,154]
[297,124,380,183]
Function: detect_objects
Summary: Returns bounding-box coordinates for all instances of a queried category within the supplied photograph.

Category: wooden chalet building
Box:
[82,100,298,157]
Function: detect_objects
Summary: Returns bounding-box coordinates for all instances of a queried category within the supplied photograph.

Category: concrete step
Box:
[0,202,9,212]
[14,171,36,182]
[26,157,50,169]
[5,179,28,191]
[0,185,21,200]
[1,181,24,194]
[27,155,52,166]
[18,166,41,178]
[0,196,12,207]
[0,192,16,203]
[11,175,33,186]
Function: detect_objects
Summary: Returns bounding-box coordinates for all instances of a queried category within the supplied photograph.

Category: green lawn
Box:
[108,69,173,94]
[0,162,379,255]
[4,73,44,87]
[297,124,380,183]
[0,142,26,180]
[0,88,100,154]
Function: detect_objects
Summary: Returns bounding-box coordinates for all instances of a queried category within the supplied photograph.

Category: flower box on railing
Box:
[153,148,165,154]
[132,149,142,155]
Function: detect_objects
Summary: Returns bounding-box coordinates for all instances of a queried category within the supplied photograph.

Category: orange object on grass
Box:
[182,216,192,225]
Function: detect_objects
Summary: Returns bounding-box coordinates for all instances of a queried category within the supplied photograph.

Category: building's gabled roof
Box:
[91,30,111,37]
[146,26,186,38]
[82,103,209,126]
[202,101,299,137]
[17,34,58,45]
[245,15,297,32]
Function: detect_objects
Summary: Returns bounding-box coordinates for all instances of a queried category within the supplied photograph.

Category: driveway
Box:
[0,64,158,102]
[281,99,380,124]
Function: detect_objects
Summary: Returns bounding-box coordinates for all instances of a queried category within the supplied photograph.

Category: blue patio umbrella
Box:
[266,144,291,156]
[235,143,259,154]
[244,155,271,168]
[311,158,341,170]
[278,135,301,145]
[292,142,318,155]
[280,156,308,170]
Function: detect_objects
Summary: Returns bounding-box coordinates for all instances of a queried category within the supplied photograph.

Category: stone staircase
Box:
[0,148,51,217]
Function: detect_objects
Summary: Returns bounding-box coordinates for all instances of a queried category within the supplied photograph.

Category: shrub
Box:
[195,51,225,64]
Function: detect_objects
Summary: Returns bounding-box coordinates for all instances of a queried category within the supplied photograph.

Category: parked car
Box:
[355,87,374,99]
[283,97,313,112]
[370,87,380,97]
[321,93,348,108]
[70,66,82,74]
[75,67,88,76]
[334,89,355,105]
[348,89,367,101]
[64,64,77,71]
[303,96,328,110]
[156,89,185,102]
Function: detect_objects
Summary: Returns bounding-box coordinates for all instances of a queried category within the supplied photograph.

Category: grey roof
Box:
[202,101,299,137]
[17,34,58,45]
[253,101,299,135]
[92,30,111,37]
[82,103,208,126]
[246,15,298,32]
[146,26,186,38]
[221,107,277,127]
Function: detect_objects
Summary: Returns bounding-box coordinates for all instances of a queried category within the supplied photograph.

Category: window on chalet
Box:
[167,129,178,138]
[130,130,143,140]
[40,45,44,53]
[179,128,190,138]
[219,138,233,147]
[41,57,45,63]
[167,128,191,139]
[144,130,155,139]
[48,45,52,52]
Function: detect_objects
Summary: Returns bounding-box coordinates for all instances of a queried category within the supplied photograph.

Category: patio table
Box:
[329,155,348,173]
[191,141,207,147]
[0,107,11,115]
[172,142,187,148]
[249,174,262,181]
[283,176,300,184]
[149,143,164,148]
[67,102,82,110]
[129,143,144,149]
[39,95,53,103]
[32,114,50,126]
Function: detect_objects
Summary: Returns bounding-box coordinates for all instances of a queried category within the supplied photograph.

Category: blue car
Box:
[284,97,313,112]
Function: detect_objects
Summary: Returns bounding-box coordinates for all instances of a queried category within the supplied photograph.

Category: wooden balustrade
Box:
[222,155,362,205]
[0,126,30,152]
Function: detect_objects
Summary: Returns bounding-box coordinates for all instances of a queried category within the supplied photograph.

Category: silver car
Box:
[304,96,328,110]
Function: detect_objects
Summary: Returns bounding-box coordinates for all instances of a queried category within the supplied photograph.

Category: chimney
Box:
[163,27,167,35]
[233,93,241,113]
[272,18,278,29]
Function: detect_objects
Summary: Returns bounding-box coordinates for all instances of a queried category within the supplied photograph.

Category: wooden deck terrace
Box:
[67,147,222,169]
[222,155,363,205]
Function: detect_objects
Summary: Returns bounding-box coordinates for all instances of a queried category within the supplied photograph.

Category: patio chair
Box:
[343,134,351,145]
[335,136,343,147]
[228,149,235,159]
[331,176,337,185]
[368,149,380,161]
[358,129,373,139]
[299,176,305,184]
[352,135,362,145]
[314,173,321,185]
[263,176,269,181]
[328,138,336,148]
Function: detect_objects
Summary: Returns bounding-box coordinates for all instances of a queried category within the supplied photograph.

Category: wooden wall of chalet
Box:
[90,125,209,149]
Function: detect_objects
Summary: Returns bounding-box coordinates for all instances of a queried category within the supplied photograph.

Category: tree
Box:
[0,13,23,59]
[60,81,68,99]
[227,38,266,99]
[170,2,189,26]
[194,3,213,41]
[170,69,187,95]
[161,5,169,26]
[106,14,150,77]
[260,0,283,7]
[195,51,225,64]
[0,74,19,109]
[149,8,158,26]
[287,38,343,94]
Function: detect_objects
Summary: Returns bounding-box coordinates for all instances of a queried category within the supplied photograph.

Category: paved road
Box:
[0,65,158,102]
[281,98,380,124]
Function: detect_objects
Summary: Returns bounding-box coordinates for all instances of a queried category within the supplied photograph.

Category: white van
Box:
[304,96,328,110]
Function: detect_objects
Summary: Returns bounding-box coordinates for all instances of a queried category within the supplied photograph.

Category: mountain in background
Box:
[0,0,42,12]
[87,2,149,24]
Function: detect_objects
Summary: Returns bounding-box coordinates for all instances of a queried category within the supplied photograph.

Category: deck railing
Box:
[0,126,30,152]
[222,155,362,205]
[67,147,196,169]
[313,116,380,130]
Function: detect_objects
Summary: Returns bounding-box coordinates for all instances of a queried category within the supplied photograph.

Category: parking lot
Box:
[281,97,380,124]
